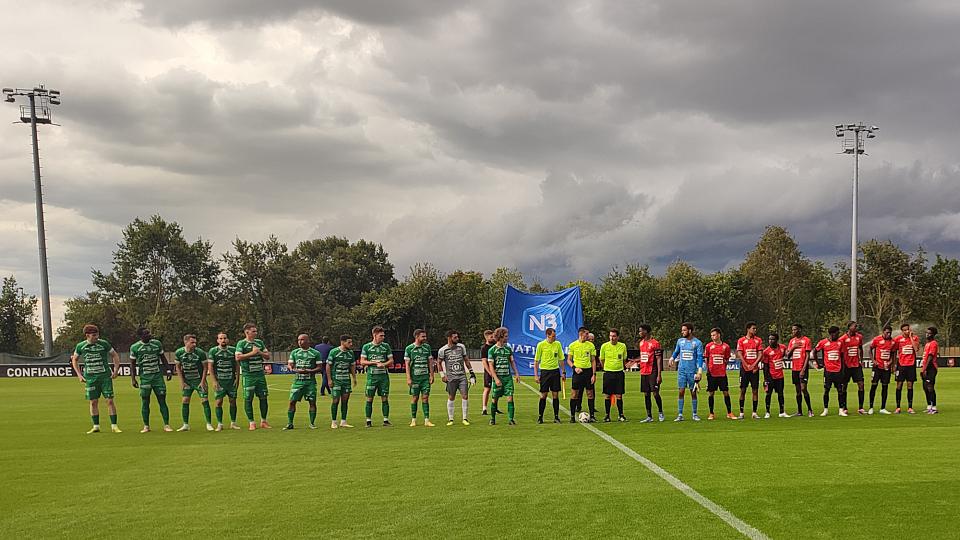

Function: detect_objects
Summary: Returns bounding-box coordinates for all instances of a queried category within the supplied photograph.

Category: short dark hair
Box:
[446,329,458,338]
[136,327,150,339]
[769,332,779,340]
[928,326,938,337]
[828,325,840,334]
[372,325,385,334]
[243,323,257,331]
[545,328,556,336]
[578,326,589,333]
[638,324,652,333]
[483,329,494,337]
[681,322,694,332]
[746,322,757,330]
[183,334,197,342]
[882,324,892,332]
[847,320,857,329]
[339,334,352,343]
[901,323,911,330]
[83,324,99,335]
[413,328,426,338]
[710,327,722,335]
[791,323,803,330]
[609,328,619,336]
[321,335,331,344]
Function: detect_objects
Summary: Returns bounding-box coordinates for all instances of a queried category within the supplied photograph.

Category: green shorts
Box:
[215,380,238,400]
[365,375,390,398]
[138,374,167,399]
[331,380,352,398]
[409,377,431,397]
[243,374,269,400]
[492,377,514,398]
[182,379,208,399]
[85,373,114,400]
[289,380,317,402]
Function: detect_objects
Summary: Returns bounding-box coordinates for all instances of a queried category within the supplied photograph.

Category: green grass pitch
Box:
[1,371,958,539]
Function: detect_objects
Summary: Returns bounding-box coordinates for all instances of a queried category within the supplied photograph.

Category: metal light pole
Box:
[3,85,60,356]
[835,123,878,322]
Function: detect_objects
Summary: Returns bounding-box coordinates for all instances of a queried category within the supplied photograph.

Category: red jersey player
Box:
[867,325,896,414]
[921,327,939,414]
[785,324,814,417]
[816,326,846,416]
[634,324,663,423]
[736,322,764,419]
[704,328,735,420]
[893,323,920,414]
[839,321,866,414]
[761,333,788,418]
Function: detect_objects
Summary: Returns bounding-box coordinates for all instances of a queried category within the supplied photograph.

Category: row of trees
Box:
[3,216,959,356]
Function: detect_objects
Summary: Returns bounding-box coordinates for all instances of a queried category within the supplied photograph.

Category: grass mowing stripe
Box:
[519,380,769,540]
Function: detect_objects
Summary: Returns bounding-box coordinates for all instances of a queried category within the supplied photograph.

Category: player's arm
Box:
[383,352,394,369]
[482,352,494,378]
[325,360,333,387]
[71,347,84,382]
[510,353,520,382]
[429,354,435,384]
[566,350,575,370]
[463,349,476,383]
[260,343,271,361]
[404,350,413,385]
[209,352,221,390]
[670,341,680,367]
[533,344,541,380]
[695,341,705,379]
[359,349,371,367]
[160,350,172,380]
[199,354,210,388]
[110,348,120,378]
[175,357,187,388]
[655,347,664,383]
[309,352,325,375]
[130,351,139,387]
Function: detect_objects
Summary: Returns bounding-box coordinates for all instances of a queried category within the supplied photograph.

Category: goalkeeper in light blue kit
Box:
[669,322,705,422]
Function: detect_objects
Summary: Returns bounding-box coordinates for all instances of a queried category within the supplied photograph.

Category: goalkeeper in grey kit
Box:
[437,329,476,426]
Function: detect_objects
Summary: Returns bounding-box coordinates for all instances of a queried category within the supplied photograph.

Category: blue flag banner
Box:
[500,285,584,376]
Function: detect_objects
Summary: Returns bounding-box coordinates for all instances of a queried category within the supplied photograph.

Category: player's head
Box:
[446,329,459,345]
[321,335,331,345]
[609,328,619,343]
[483,329,495,344]
[768,332,779,347]
[847,320,858,334]
[217,332,229,346]
[83,324,99,343]
[545,327,556,342]
[372,325,385,343]
[587,332,595,342]
[927,326,938,340]
[183,334,197,350]
[136,327,151,343]
[297,333,310,348]
[578,327,589,340]
[681,322,693,338]
[710,327,722,342]
[900,323,911,336]
[828,326,840,340]
[791,323,802,338]
[493,326,509,343]
[413,328,426,344]
[881,324,892,339]
[638,324,651,339]
[243,323,258,339]
[745,322,757,336]
[339,334,353,348]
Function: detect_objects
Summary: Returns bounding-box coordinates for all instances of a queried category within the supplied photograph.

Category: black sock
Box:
[752,399,758,413]
[588,398,596,415]
[858,389,864,409]
[881,385,888,408]
[616,398,623,416]
[538,397,546,418]
[739,398,745,413]
[570,399,577,418]
[553,398,560,417]
[869,384,878,408]
[724,395,732,413]
[654,393,663,413]
[765,393,772,413]
[896,386,903,407]
[931,388,937,407]
[604,398,611,416]
[907,388,914,408]
[803,389,812,412]
[708,395,715,413]
[796,392,803,413]
[823,391,830,408]
[778,391,784,413]
[644,394,652,417]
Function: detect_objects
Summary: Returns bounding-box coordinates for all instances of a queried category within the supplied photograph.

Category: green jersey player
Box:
[208,332,240,431]
[405,329,436,427]
[327,335,358,429]
[360,325,394,427]
[129,327,172,433]
[235,323,273,430]
[482,327,521,425]
[175,334,213,432]
[285,334,324,430]
[71,324,122,433]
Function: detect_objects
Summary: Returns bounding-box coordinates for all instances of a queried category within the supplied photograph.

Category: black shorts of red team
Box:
[602,370,625,395]
[791,370,808,385]
[843,365,864,384]
[871,367,891,385]
[896,365,917,383]
[640,373,660,393]
[740,370,760,390]
[571,368,594,391]
[707,373,728,392]
[824,370,844,390]
[538,369,561,393]
[764,377,785,393]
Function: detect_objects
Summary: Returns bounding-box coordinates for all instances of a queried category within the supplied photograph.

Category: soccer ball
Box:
[578,412,590,423]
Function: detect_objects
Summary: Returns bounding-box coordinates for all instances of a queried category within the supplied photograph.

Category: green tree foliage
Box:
[919,255,960,346]
[0,276,43,356]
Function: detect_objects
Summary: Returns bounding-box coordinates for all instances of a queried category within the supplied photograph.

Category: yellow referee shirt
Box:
[599,341,627,371]
[568,340,596,369]
[535,339,564,370]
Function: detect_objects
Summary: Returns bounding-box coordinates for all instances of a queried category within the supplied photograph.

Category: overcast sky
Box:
[3,0,960,327]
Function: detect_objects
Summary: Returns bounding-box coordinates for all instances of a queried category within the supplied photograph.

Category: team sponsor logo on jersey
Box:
[711,355,724,364]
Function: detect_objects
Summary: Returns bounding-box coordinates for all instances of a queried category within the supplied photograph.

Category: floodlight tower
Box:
[3,84,61,356]
[835,122,878,322]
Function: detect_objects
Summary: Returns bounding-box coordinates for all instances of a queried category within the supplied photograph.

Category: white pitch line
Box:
[519,381,768,540]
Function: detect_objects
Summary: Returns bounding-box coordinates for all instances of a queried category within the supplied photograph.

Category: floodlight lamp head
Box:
[846,123,856,130]
[49,90,60,96]
[49,98,60,105]
[834,124,843,130]
[870,125,879,131]
[4,96,14,103]
[2,88,12,94]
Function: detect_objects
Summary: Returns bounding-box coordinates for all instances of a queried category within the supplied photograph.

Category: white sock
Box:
[462,400,468,419]
[447,400,455,420]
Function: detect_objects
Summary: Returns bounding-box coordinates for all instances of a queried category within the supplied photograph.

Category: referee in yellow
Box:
[534,328,565,424]
[567,327,598,422]
[599,329,628,422]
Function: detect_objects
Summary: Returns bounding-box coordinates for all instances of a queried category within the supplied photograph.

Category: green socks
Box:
[181,403,190,423]
[309,410,316,425]
[141,399,150,425]
[508,401,515,421]
[244,398,255,421]
[423,401,430,419]
[331,401,339,421]
[202,401,212,423]
[365,401,373,419]
[259,397,268,420]
[287,409,295,425]
[158,399,169,424]
[382,401,389,419]
[411,402,418,419]
[340,399,348,419]
[91,414,100,425]
[229,403,237,422]
[216,405,223,423]
[109,414,117,425]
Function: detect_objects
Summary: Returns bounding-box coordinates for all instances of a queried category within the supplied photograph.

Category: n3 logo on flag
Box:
[523,303,563,340]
